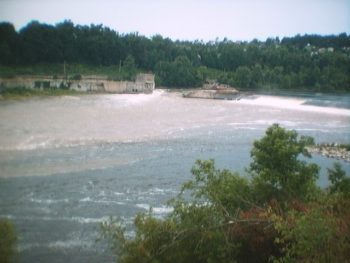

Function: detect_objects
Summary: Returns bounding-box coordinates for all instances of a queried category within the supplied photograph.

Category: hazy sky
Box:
[0,0,349,41]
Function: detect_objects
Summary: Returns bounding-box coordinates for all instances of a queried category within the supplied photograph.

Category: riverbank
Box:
[0,86,84,100]
[308,144,350,163]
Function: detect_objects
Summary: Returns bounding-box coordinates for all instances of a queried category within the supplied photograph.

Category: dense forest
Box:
[1,20,350,91]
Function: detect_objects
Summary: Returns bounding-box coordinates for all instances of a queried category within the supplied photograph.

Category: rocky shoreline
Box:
[308,144,350,163]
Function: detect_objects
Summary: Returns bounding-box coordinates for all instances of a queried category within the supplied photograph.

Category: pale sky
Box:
[0,0,349,41]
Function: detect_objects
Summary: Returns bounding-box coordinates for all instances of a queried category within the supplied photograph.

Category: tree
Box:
[234,66,252,89]
[101,124,350,263]
[101,160,271,263]
[122,55,137,80]
[55,20,77,63]
[1,21,349,91]
[0,22,18,65]
[101,161,236,263]
[328,162,350,196]
[19,21,61,64]
[271,196,350,263]
[155,56,204,88]
[250,124,319,203]
[182,159,252,214]
[250,64,264,89]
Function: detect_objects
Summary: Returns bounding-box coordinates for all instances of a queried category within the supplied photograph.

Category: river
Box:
[0,90,349,262]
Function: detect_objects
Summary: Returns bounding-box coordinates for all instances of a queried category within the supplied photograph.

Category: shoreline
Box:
[0,87,86,100]
[308,144,350,163]
[1,86,350,110]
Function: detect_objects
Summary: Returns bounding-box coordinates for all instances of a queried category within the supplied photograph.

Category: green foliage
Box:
[1,21,349,90]
[328,162,350,196]
[102,160,267,263]
[122,55,137,81]
[0,86,82,99]
[271,195,350,263]
[182,159,252,213]
[101,125,350,263]
[0,219,17,263]
[0,22,18,65]
[234,66,252,89]
[250,124,319,203]
[70,74,82,80]
[339,144,350,151]
[101,160,251,262]
[155,56,204,87]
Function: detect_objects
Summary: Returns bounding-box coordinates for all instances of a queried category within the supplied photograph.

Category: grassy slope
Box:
[0,87,84,100]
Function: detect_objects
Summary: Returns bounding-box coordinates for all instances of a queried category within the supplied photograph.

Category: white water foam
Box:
[79,197,125,205]
[135,204,173,214]
[48,239,93,249]
[18,239,94,252]
[237,95,350,116]
[79,197,93,202]
[30,198,69,204]
[104,89,164,107]
[136,203,150,210]
[153,206,174,214]
[0,214,109,224]
[147,187,178,196]
[1,91,349,178]
[70,216,110,224]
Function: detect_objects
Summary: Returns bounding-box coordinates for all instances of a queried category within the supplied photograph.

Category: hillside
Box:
[1,21,349,91]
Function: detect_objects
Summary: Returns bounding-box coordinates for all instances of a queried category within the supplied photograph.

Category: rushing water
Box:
[0,91,349,262]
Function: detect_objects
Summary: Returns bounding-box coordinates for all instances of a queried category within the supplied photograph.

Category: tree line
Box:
[0,20,349,91]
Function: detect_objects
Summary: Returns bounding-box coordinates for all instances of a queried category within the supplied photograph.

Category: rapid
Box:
[0,90,349,262]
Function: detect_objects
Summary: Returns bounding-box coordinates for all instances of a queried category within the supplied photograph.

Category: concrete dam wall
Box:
[0,73,155,94]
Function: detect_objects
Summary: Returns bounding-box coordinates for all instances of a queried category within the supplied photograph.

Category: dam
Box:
[0,73,155,94]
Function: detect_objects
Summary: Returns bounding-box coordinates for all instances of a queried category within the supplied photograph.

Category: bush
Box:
[0,219,17,263]
[101,124,349,263]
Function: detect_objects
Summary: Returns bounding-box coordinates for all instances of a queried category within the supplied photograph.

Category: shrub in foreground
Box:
[101,124,350,263]
[0,219,17,263]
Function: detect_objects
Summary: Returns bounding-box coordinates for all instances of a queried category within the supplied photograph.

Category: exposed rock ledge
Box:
[308,144,350,163]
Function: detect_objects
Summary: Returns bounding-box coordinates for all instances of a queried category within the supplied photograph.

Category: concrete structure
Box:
[183,88,241,100]
[183,80,241,100]
[0,73,155,94]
